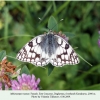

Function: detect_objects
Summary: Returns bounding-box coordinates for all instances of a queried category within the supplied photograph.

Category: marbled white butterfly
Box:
[16,31,79,67]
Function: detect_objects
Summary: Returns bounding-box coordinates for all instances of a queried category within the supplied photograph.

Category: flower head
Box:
[0,57,16,74]
[54,31,69,42]
[11,74,40,90]
[98,39,100,47]
[98,31,100,34]
[0,57,17,87]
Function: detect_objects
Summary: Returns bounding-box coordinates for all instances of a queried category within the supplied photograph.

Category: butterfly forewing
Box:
[50,34,79,67]
[16,34,50,66]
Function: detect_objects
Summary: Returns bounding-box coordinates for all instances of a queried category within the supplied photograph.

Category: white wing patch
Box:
[50,35,79,67]
[16,35,50,66]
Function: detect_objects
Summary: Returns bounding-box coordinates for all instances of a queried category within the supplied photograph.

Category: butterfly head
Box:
[47,30,54,34]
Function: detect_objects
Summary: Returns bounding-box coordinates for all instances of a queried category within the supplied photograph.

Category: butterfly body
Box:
[40,33,58,56]
[16,31,79,67]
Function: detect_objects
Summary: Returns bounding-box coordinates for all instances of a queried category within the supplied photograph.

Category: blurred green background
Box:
[0,1,100,90]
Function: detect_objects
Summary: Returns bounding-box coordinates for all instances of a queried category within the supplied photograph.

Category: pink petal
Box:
[22,74,27,82]
[17,75,23,84]
[11,80,19,87]
[36,78,40,84]
[31,74,36,83]
[98,39,100,47]
[27,75,31,81]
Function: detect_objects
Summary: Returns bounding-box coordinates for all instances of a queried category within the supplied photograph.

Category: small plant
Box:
[0,16,94,90]
[0,51,40,90]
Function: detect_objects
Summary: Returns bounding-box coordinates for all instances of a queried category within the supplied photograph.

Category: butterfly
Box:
[16,30,80,67]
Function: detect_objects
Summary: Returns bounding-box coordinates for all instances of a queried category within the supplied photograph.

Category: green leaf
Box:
[0,50,6,61]
[48,64,55,76]
[21,65,30,74]
[80,84,100,90]
[48,16,58,31]
[74,65,100,83]
[63,32,76,38]
[80,34,91,49]
[65,65,78,81]
[47,80,66,90]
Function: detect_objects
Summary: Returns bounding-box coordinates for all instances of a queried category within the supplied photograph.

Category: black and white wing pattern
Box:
[17,32,80,67]
[16,35,50,66]
[50,34,79,67]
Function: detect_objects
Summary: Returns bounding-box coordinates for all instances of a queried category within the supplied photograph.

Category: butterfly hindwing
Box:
[16,34,50,66]
[50,34,79,67]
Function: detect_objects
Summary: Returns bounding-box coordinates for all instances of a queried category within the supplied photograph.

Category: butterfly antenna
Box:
[50,19,64,30]
[38,17,42,24]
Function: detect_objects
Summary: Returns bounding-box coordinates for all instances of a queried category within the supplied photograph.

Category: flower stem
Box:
[0,35,33,41]
[77,53,93,66]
